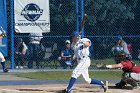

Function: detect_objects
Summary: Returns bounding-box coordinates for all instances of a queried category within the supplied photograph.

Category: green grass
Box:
[15,71,123,80]
[6,58,139,68]
[15,58,138,80]
[91,58,115,65]
[92,58,140,64]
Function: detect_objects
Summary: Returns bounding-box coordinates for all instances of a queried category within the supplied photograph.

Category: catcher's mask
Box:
[115,51,126,63]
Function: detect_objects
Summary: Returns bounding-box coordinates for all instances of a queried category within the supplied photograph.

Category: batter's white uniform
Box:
[0,52,5,62]
[72,38,91,83]
[0,30,5,62]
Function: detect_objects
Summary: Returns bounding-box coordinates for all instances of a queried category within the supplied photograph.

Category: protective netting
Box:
[5,0,140,70]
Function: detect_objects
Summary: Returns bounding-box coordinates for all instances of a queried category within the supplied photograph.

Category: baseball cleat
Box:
[102,80,108,92]
[61,89,71,93]
[3,69,8,73]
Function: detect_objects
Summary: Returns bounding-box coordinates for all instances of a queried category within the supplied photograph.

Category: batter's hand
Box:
[1,32,6,37]
[77,35,81,41]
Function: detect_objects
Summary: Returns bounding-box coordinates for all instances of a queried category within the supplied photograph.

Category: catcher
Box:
[104,51,140,89]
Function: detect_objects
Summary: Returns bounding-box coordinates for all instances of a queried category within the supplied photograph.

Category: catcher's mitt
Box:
[96,63,107,69]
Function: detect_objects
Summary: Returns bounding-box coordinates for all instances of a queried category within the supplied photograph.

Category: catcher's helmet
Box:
[71,31,79,37]
[115,51,126,63]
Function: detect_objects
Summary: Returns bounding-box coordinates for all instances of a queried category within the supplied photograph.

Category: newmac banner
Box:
[0,0,7,56]
[14,0,50,33]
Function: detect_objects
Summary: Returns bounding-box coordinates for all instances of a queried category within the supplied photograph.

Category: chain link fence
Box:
[11,36,140,69]
[5,0,140,69]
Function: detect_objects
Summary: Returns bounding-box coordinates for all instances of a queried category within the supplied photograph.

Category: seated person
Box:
[138,49,140,59]
[115,37,132,58]
[105,51,140,89]
[59,40,74,69]
[15,38,28,69]
[112,40,124,63]
[112,36,132,63]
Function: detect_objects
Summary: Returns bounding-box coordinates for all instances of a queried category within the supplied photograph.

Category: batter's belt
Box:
[77,56,90,61]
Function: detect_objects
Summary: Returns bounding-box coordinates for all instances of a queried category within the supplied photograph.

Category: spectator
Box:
[28,32,43,69]
[138,49,140,59]
[112,36,132,63]
[118,36,131,59]
[112,38,124,63]
[112,39,124,56]
[127,43,132,53]
[15,38,28,69]
[137,41,140,59]
[59,40,74,69]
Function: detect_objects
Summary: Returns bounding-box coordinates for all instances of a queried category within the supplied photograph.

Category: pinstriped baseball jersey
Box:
[74,38,91,61]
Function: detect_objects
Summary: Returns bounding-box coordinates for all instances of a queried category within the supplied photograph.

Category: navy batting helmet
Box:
[71,31,79,37]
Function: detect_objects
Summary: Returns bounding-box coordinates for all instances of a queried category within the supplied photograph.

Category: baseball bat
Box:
[79,13,87,34]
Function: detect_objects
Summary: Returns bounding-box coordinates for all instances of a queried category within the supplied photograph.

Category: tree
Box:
[84,0,138,36]
[50,0,76,35]
[84,0,138,58]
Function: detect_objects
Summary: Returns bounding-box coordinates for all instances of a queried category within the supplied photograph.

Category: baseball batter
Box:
[0,27,8,72]
[62,31,108,93]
